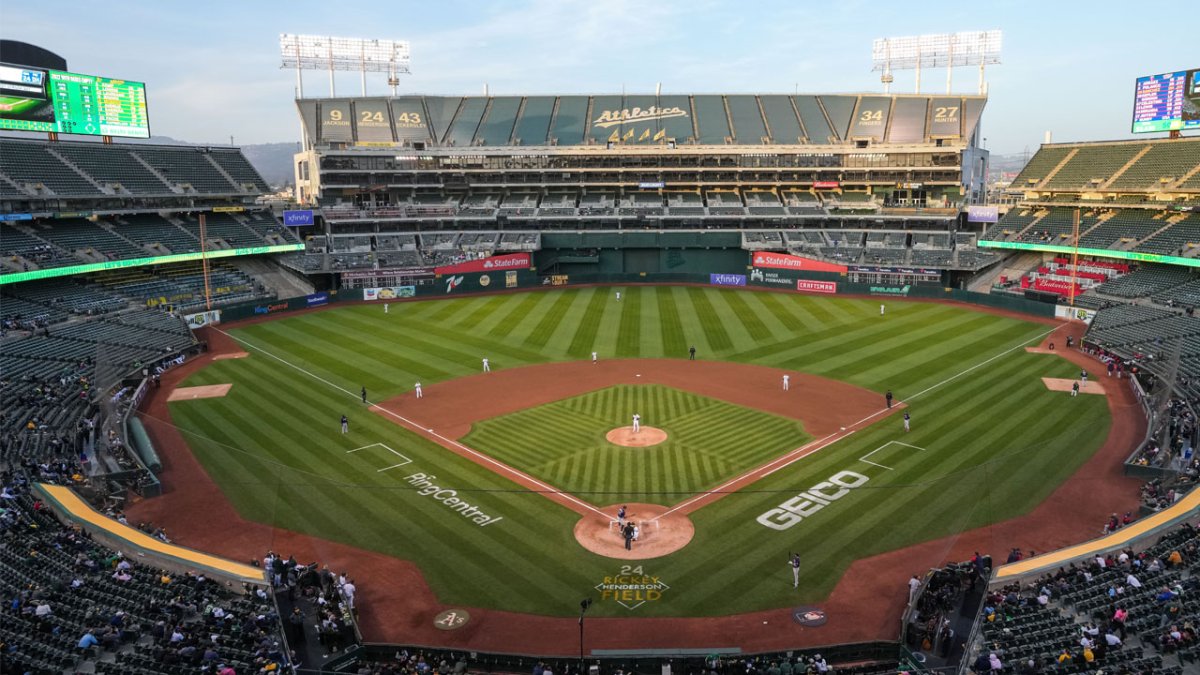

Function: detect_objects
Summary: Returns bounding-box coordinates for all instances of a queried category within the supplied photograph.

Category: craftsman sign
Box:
[595,565,670,611]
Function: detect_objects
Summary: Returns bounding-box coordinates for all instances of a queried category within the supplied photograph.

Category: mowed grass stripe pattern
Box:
[462,385,811,504]
[168,287,1107,618]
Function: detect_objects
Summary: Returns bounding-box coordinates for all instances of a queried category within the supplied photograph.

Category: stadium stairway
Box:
[1035,148,1079,189]
[968,251,1038,292]
[232,256,315,299]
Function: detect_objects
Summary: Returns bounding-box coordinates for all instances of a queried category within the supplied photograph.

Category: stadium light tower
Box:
[871,30,1001,95]
[279,34,411,98]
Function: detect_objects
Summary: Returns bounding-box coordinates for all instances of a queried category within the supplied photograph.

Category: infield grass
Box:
[462,384,811,505]
[165,287,1110,617]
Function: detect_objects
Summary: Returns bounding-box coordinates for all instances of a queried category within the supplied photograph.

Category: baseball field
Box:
[158,286,1110,618]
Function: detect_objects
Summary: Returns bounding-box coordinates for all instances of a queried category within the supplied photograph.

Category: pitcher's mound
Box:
[1042,377,1106,395]
[574,503,694,559]
[606,426,667,447]
[168,383,232,401]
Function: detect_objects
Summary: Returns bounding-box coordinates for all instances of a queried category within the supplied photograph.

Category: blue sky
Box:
[1,0,1194,154]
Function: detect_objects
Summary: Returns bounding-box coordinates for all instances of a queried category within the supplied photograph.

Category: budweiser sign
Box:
[593,106,688,129]
[436,253,532,275]
[751,252,847,274]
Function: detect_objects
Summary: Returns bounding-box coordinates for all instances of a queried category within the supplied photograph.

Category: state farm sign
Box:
[751,252,847,273]
[436,253,531,275]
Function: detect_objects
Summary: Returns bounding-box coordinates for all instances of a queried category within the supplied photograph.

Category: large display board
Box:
[0,63,149,138]
[1132,68,1200,133]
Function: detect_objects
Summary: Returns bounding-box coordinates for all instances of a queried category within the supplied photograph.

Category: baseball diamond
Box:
[139,288,1111,621]
[4,19,1193,672]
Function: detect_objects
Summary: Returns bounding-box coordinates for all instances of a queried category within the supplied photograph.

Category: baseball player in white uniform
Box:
[384,303,389,314]
[632,413,641,433]
[615,291,621,301]
[880,304,886,316]
[592,351,598,364]
[782,374,790,391]
[482,358,491,373]
[789,553,801,588]
[414,382,423,398]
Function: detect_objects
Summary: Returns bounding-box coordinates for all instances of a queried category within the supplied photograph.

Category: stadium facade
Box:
[288,92,998,288]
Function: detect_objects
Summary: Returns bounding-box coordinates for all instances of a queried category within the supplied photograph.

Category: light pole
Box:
[578,598,592,675]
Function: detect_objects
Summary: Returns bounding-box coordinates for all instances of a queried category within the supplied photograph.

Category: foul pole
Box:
[200,213,213,311]
[1068,208,1081,307]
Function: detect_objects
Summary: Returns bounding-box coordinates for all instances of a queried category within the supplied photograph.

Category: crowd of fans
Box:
[967,522,1200,673]
[0,471,294,674]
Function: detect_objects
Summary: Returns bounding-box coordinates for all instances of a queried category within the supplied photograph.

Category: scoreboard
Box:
[0,63,150,138]
[1132,68,1200,133]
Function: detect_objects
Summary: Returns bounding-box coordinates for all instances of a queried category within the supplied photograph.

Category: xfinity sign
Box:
[283,210,315,226]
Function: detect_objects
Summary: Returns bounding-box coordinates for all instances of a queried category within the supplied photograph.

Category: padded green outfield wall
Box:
[538,247,746,275]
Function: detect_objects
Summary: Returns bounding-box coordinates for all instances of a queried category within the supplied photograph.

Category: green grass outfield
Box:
[462,384,812,505]
[165,287,1109,617]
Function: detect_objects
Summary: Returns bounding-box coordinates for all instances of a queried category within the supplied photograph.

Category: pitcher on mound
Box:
[632,413,641,434]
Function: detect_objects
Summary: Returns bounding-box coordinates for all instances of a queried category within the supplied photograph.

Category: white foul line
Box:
[213,328,610,519]
[903,326,1057,402]
[649,325,1057,522]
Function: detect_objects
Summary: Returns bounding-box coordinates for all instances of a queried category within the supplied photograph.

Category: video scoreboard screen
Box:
[1132,68,1200,133]
[0,63,149,138]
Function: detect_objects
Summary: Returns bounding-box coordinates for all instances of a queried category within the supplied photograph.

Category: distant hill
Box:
[140,135,298,188]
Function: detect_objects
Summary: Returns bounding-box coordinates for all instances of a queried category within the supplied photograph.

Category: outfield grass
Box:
[462,384,811,505]
[165,287,1109,617]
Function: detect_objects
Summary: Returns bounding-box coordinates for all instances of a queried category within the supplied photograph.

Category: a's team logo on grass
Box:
[594,565,670,611]
[433,609,470,630]
[791,606,828,627]
[445,275,464,293]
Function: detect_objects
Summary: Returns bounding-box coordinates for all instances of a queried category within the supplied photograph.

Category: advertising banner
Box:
[796,280,838,294]
[868,285,911,296]
[1054,305,1096,324]
[749,267,798,288]
[283,209,314,226]
[364,286,417,301]
[340,267,434,281]
[966,205,999,223]
[435,253,532,275]
[849,266,942,276]
[813,181,840,189]
[710,273,747,286]
[211,206,245,213]
[505,271,518,288]
[752,252,848,273]
[544,275,570,287]
[305,292,329,307]
[183,310,222,330]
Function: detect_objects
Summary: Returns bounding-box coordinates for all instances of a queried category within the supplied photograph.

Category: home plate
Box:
[168,383,233,401]
[1041,378,1105,395]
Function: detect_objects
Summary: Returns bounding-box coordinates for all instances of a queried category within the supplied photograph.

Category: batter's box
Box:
[347,443,412,472]
[859,441,926,472]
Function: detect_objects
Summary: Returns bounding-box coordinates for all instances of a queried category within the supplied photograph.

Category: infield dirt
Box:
[125,313,1142,655]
